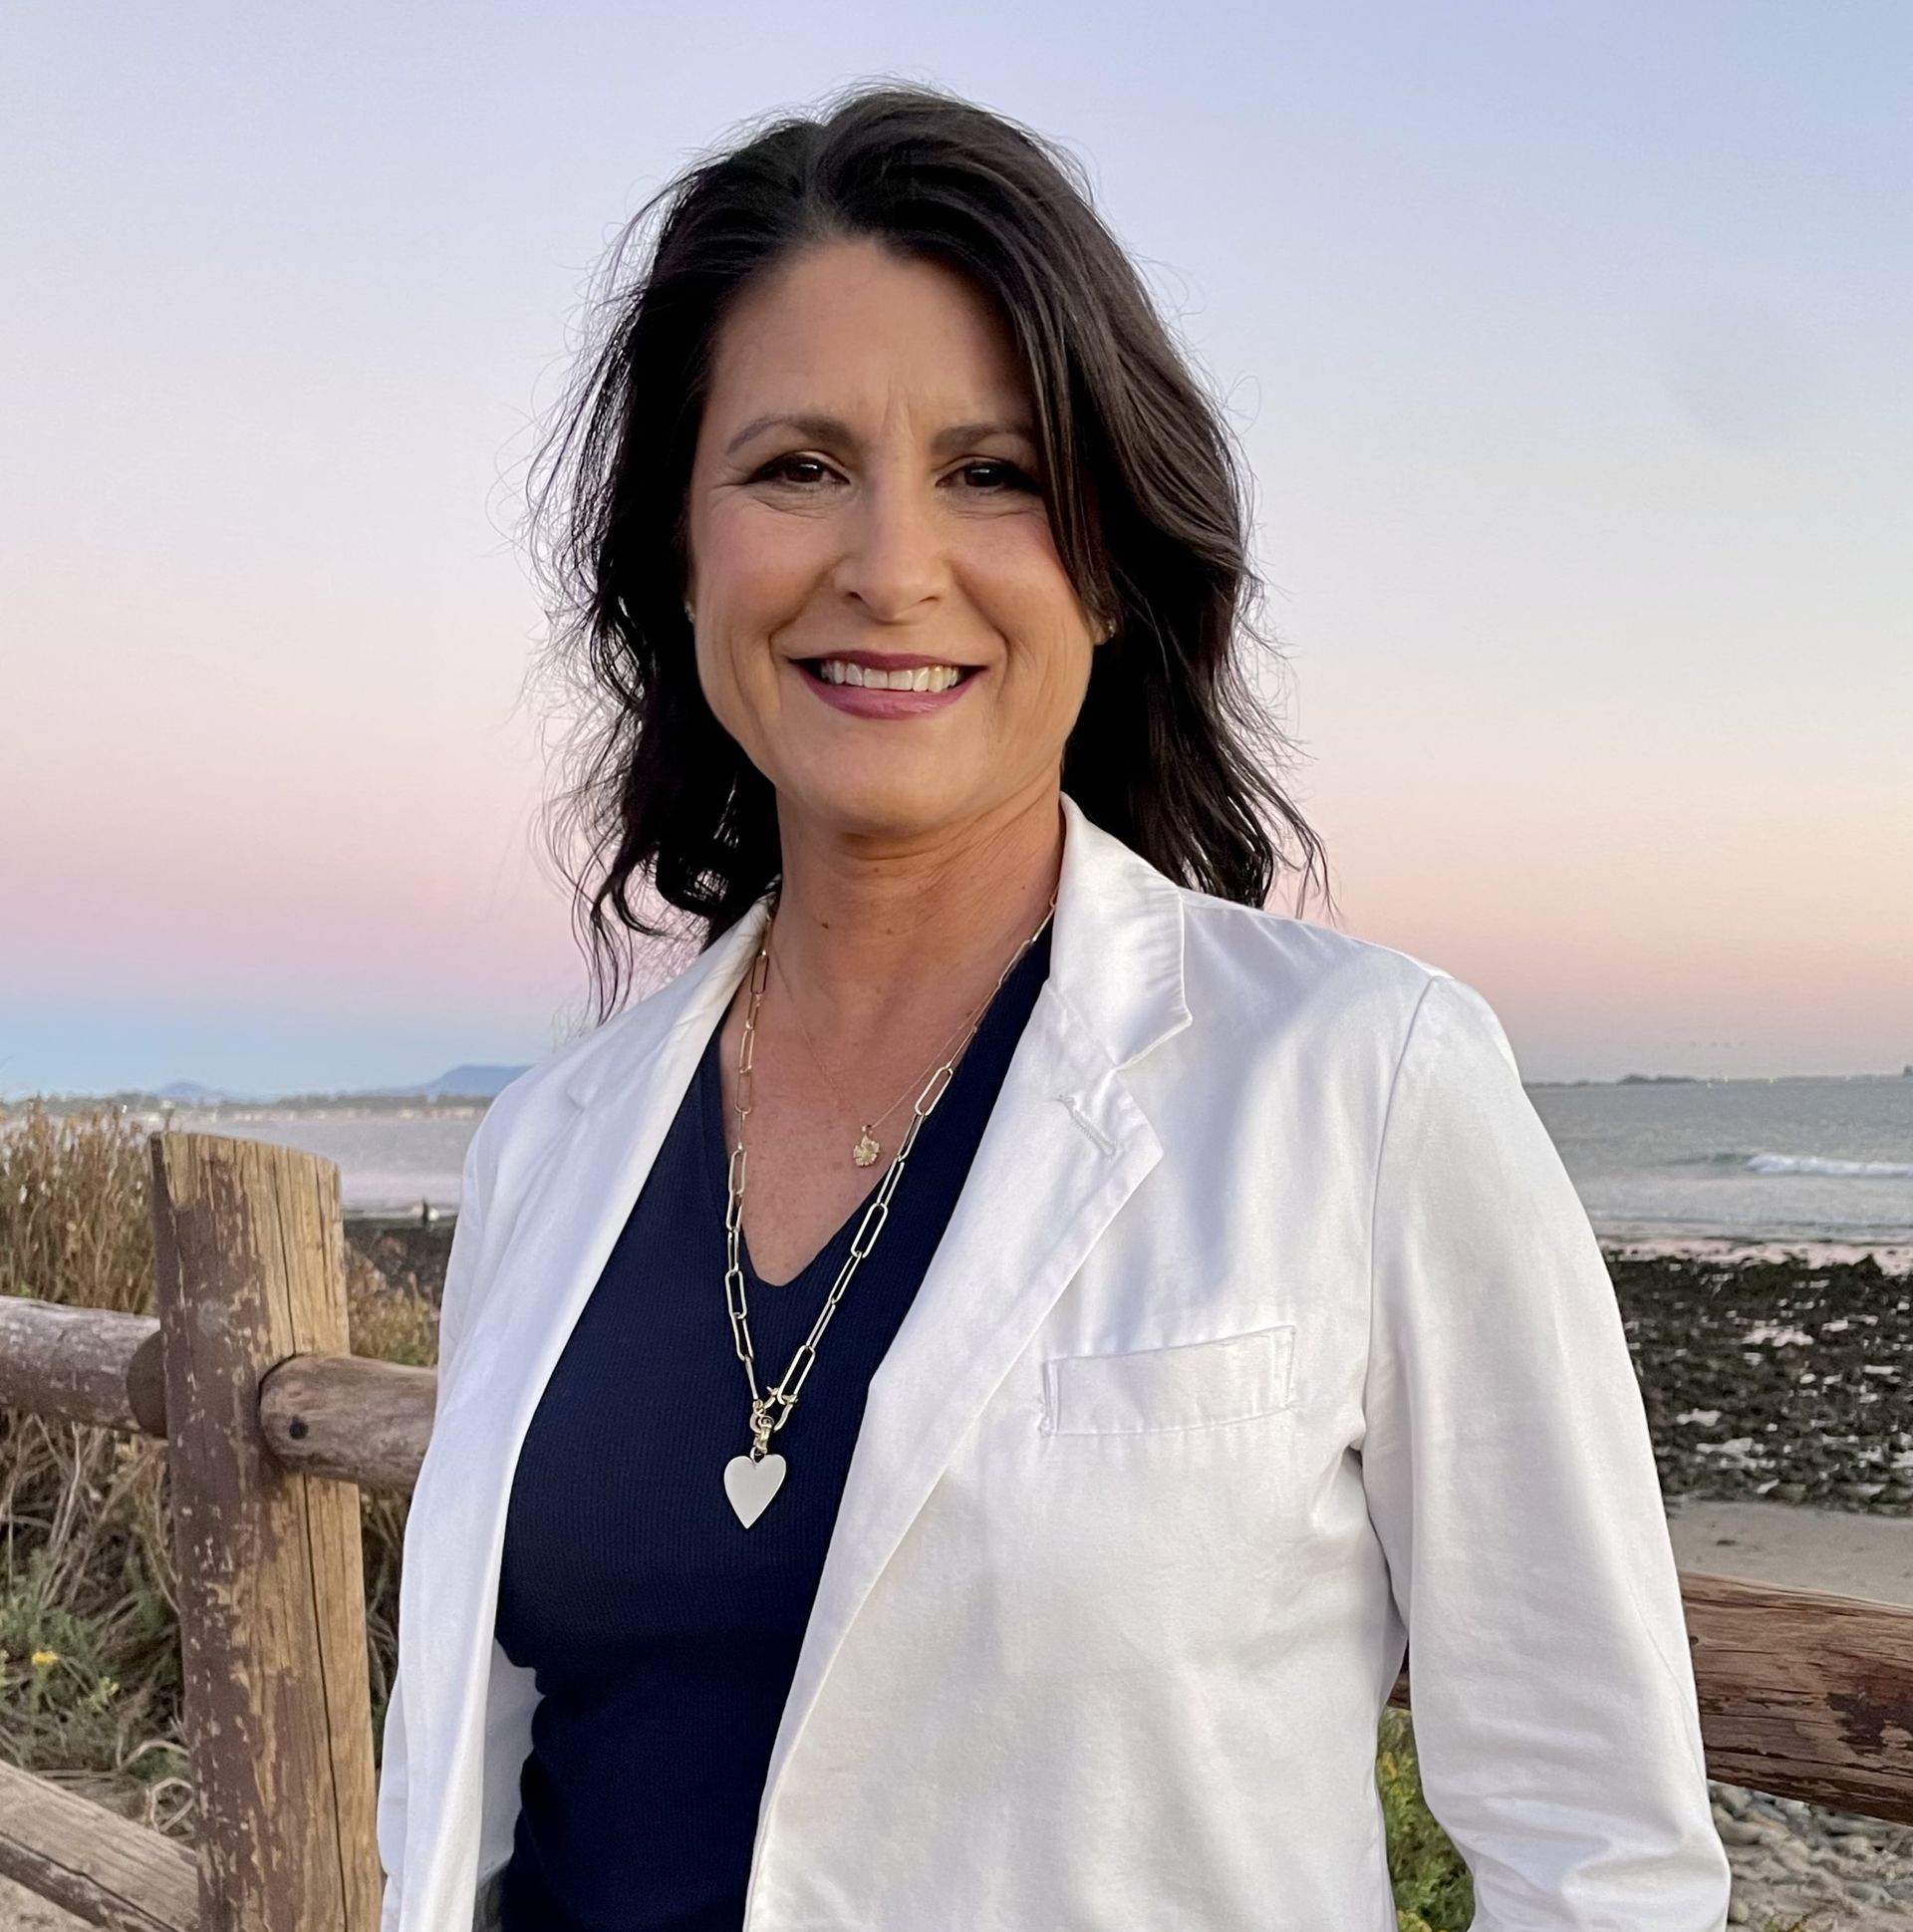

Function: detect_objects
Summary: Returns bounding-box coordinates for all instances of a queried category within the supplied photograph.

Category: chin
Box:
[778,762,973,838]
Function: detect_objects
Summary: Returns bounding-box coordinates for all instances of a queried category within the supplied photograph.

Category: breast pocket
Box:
[993,1322,1305,1678]
[1039,1323,1296,1436]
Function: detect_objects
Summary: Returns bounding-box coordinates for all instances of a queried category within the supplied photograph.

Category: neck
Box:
[762,777,1063,1050]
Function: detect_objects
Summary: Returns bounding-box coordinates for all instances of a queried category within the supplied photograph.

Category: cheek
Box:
[704,497,826,613]
[690,519,806,703]
[690,631,764,753]
[964,534,1094,688]
[1000,600,1097,711]
[689,634,733,736]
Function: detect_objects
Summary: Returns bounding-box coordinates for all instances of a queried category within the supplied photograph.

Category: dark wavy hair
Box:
[523,79,1334,1023]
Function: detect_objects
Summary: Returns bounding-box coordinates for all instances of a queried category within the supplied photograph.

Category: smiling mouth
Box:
[795,660,983,690]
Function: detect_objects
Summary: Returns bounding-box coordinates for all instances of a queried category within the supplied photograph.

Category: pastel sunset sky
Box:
[4,2,1907,1096]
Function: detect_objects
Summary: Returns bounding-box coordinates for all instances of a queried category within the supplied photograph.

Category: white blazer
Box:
[377,790,1731,1931]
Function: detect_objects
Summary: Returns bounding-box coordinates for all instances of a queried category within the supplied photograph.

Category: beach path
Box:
[1667,1494,1913,1608]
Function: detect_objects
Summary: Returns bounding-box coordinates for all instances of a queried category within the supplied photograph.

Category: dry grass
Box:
[0,1101,425,1840]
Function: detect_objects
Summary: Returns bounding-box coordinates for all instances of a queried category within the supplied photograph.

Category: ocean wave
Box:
[1667,1150,1913,1179]
[1743,1152,1913,1180]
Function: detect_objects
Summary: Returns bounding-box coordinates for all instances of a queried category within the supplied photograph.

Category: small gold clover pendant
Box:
[852,1127,881,1167]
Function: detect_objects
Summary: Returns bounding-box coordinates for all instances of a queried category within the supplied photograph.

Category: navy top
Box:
[493,918,1052,1931]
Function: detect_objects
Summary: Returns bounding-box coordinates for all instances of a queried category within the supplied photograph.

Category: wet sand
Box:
[1667,1494,1913,1606]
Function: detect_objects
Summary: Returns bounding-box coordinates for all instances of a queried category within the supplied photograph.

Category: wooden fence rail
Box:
[2,1129,1913,1929]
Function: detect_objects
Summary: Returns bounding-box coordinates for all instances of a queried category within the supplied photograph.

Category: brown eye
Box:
[754,454,837,486]
[955,460,1038,492]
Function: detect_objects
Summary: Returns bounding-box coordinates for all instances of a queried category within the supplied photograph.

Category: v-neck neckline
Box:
[697,1021,882,1292]
[695,915,1053,1293]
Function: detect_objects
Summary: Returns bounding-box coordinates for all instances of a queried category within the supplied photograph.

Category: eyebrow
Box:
[722,412,1038,459]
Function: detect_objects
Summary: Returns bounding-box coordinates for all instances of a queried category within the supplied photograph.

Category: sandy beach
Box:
[1668,1494,1913,1605]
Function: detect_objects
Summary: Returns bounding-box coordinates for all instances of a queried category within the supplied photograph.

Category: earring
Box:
[683,601,695,624]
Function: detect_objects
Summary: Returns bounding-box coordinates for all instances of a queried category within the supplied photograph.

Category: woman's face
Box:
[683,236,1105,847]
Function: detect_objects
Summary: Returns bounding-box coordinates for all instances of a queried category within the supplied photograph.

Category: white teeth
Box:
[816,660,963,691]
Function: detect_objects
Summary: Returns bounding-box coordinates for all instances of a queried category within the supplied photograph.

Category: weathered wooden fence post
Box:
[148,1132,381,1932]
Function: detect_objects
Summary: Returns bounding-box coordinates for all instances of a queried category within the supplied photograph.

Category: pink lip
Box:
[793,660,981,718]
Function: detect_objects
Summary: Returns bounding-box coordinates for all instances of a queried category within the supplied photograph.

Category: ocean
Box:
[1530,1074,1913,1247]
[190,1072,1913,1247]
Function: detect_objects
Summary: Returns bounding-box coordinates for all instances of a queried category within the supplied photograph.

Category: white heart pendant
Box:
[724,1452,787,1528]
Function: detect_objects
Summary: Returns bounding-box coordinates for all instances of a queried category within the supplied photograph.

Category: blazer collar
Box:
[562,787,1192,1114]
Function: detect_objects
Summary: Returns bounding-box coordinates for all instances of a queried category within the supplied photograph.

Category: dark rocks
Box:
[344,1222,1913,1521]
[1609,1249,1913,1518]
[344,1213,457,1304]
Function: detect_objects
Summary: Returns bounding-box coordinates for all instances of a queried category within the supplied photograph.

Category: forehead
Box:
[704,237,1032,422]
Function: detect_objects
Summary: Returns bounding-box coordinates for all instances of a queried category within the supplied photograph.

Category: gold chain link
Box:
[722,889,1057,1461]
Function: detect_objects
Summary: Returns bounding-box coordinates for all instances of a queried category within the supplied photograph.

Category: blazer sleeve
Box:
[1359,970,1732,1928]
[376,1118,493,1931]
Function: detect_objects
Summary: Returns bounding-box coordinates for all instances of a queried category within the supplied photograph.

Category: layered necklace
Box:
[718,891,1057,1527]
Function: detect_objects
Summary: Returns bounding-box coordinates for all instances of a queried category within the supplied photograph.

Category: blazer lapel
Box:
[399,897,776,1931]
[747,791,1192,1872]
[397,791,1191,1932]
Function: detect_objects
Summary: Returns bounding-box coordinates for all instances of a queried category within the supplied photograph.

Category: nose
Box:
[828,465,947,625]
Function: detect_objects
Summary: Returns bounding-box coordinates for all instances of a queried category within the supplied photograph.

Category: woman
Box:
[377,82,1731,1932]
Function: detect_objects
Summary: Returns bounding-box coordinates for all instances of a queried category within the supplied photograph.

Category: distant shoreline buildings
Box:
[0,1063,530,1124]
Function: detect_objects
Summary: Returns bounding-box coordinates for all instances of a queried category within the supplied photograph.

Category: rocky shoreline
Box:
[345,1213,457,1306]
[1603,1244,1913,1517]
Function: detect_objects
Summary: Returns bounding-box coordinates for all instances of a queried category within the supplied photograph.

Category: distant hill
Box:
[155,1078,251,1103]
[356,1064,529,1100]
[6,1065,532,1115]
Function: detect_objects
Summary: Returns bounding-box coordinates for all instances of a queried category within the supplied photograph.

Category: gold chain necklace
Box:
[766,934,996,1168]
[719,890,1057,1528]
